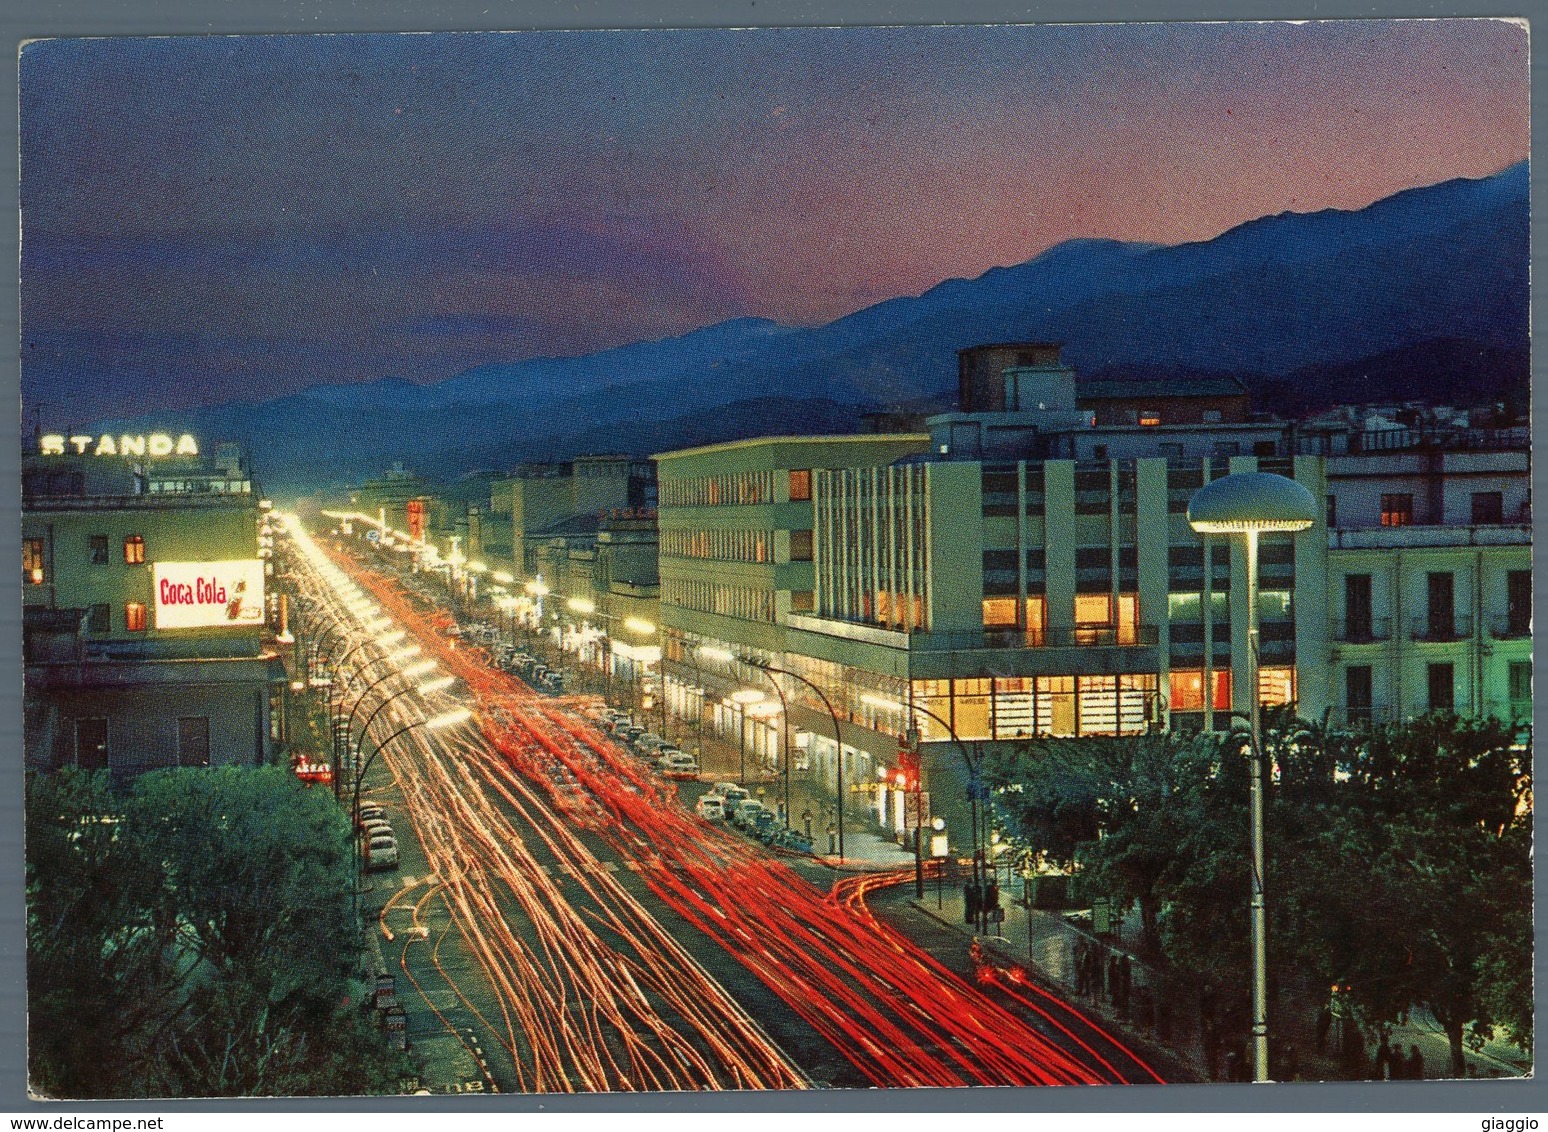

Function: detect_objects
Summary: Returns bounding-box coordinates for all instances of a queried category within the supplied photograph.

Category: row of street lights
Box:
[330,470,1311,1083]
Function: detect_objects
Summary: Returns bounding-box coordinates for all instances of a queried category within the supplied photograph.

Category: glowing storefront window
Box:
[1258,667,1296,706]
[1170,670,1233,713]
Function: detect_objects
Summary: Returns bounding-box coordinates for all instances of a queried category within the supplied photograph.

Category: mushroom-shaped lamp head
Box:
[1188,472,1317,534]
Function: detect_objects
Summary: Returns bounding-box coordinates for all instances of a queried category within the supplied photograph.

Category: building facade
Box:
[652,343,1532,843]
[23,442,281,780]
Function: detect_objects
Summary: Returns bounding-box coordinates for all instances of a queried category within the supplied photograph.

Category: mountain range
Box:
[88,161,1528,494]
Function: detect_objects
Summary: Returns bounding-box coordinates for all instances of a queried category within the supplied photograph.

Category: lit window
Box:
[789,469,812,502]
[125,603,147,632]
[124,535,146,564]
[789,529,813,562]
[1074,594,1112,625]
[1380,494,1414,527]
[1258,667,1296,706]
[1139,410,1161,427]
[982,598,1017,627]
[23,538,45,585]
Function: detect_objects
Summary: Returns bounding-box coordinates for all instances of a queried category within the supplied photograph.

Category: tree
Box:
[26,767,408,1098]
[988,730,1224,957]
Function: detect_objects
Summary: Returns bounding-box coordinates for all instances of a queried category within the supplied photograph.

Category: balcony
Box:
[916,624,1160,651]
[1490,616,1532,641]
[1332,617,1392,644]
[1410,614,1474,643]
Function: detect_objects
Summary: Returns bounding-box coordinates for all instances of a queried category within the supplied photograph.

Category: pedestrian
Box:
[1407,1045,1424,1081]
[1375,1032,1393,1080]
[1315,1005,1333,1055]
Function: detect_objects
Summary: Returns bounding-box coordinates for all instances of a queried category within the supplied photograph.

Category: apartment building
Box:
[22,437,281,779]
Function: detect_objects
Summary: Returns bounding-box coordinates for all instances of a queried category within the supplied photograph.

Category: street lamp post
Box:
[729,689,764,785]
[862,694,987,929]
[745,659,846,863]
[350,707,471,919]
[1188,471,1316,1085]
[746,667,793,827]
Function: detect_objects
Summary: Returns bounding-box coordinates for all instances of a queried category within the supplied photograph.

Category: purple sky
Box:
[20,20,1529,419]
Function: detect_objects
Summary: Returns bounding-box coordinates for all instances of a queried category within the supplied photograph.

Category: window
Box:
[1380,494,1414,527]
[87,604,110,634]
[1427,663,1454,714]
[1507,570,1531,636]
[1508,662,1532,710]
[1427,572,1455,638]
[1255,589,1292,621]
[1169,670,1232,712]
[789,529,813,562]
[178,717,211,768]
[1472,492,1504,525]
[1075,594,1112,627]
[23,538,45,585]
[1168,592,1203,622]
[89,535,109,566]
[1212,442,1240,457]
[75,718,108,770]
[1139,410,1161,427]
[788,470,812,502]
[1341,573,1371,640]
[1345,666,1373,721]
[124,535,145,564]
[790,590,815,614]
[1326,494,1338,529]
[1258,667,1296,706]
[1202,410,1223,424]
[124,602,148,632]
[982,598,1017,627]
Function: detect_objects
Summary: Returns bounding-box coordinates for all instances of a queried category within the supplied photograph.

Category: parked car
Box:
[695,795,725,822]
[658,752,700,778]
[364,841,400,870]
[633,732,666,753]
[361,819,394,838]
[358,803,387,821]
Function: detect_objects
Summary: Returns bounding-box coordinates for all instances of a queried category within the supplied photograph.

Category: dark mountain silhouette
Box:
[90,162,1528,494]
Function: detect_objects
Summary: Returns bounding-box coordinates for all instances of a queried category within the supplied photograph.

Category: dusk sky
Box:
[20,19,1529,420]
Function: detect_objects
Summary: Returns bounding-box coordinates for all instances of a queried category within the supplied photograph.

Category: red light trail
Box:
[324,543,1165,1090]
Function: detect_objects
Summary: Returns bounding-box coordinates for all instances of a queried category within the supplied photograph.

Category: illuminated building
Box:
[655,342,1531,840]
[22,438,282,779]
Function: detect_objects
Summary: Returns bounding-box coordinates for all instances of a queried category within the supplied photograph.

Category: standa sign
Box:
[153,560,266,630]
[39,433,199,458]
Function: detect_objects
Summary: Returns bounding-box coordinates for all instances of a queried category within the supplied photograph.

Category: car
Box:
[717,788,753,815]
[622,726,645,743]
[358,803,387,821]
[364,841,399,870]
[695,796,725,822]
[633,733,666,753]
[361,819,394,838]
[731,801,769,830]
[658,752,700,778]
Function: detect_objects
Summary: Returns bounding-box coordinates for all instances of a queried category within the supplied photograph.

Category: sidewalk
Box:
[908,871,1529,1083]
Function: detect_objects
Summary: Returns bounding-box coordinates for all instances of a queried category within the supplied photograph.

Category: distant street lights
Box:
[1188,471,1316,1085]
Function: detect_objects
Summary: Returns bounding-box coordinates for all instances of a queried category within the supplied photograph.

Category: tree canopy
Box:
[988,712,1533,1075]
[27,767,409,1098]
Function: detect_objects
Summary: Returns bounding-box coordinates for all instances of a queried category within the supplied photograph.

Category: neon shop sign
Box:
[39,433,200,458]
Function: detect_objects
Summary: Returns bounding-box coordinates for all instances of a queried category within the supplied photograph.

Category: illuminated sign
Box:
[406,499,427,541]
[152,560,266,630]
[39,433,199,458]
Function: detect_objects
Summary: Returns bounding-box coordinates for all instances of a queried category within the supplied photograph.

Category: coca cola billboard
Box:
[152,560,266,630]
